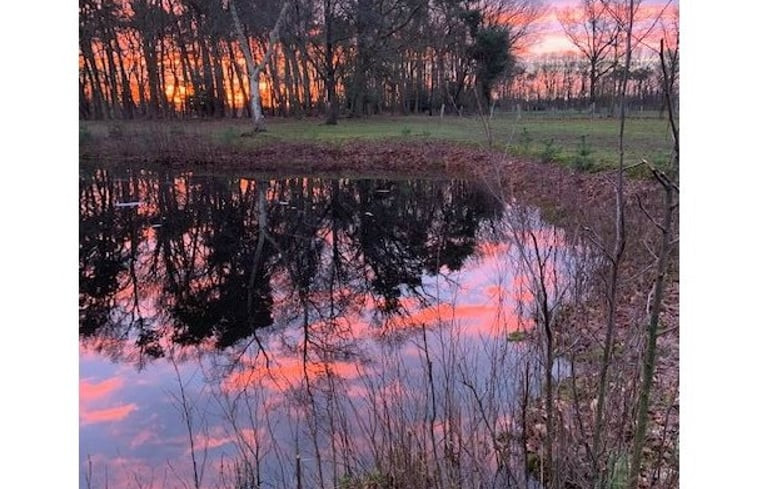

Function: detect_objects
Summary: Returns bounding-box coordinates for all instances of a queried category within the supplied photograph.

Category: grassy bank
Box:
[80,112,674,172]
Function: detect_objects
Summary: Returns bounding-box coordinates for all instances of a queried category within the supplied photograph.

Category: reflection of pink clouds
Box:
[484,284,506,301]
[80,376,137,426]
[477,241,511,258]
[85,453,202,489]
[511,273,535,302]
[394,301,531,338]
[305,286,366,307]
[80,377,123,402]
[81,328,217,365]
[129,428,157,448]
[187,433,233,454]
[189,426,268,457]
[402,303,498,327]
[223,358,361,392]
[81,403,138,425]
[80,209,577,489]
[229,230,562,393]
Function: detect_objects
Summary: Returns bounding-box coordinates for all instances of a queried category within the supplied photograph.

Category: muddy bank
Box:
[80,134,662,214]
[80,132,491,176]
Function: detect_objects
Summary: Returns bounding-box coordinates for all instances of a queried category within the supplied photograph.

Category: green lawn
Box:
[82,112,676,172]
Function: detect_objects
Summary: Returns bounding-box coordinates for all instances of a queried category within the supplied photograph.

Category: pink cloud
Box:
[81,403,138,425]
[129,428,157,448]
[80,377,124,402]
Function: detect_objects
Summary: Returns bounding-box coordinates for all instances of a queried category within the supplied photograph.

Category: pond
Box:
[79,165,574,489]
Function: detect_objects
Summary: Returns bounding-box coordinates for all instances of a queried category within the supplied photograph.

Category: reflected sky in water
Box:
[79,166,573,489]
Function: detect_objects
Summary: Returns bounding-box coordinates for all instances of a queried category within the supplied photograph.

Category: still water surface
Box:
[80,166,570,489]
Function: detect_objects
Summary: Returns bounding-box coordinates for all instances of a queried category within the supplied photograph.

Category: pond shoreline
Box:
[81,135,499,177]
[80,136,678,488]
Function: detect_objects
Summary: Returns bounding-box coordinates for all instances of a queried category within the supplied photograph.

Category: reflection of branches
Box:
[504,209,566,486]
[131,467,156,489]
[168,355,207,489]
[80,172,501,372]
[225,179,274,373]
[212,372,273,489]
[84,454,93,489]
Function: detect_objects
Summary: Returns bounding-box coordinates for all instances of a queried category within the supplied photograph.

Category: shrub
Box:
[517,127,533,153]
[572,135,595,171]
[608,452,630,489]
[540,138,560,163]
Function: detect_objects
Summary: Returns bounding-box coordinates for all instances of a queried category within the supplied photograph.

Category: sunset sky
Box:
[526,0,678,57]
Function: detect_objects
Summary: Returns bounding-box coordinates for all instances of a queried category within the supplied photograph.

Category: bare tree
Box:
[168,355,208,489]
[625,36,679,489]
[657,7,679,124]
[558,0,621,109]
[478,0,546,51]
[230,0,291,131]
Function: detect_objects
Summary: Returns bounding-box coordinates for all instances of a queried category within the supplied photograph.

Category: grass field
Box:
[81,111,675,172]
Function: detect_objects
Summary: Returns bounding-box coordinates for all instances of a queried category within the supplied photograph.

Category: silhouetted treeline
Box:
[79,0,677,120]
[502,54,670,113]
[78,0,541,120]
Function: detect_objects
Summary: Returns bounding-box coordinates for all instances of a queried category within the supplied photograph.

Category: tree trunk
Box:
[301,50,313,114]
[112,34,135,119]
[324,0,338,125]
[626,172,674,489]
[227,38,250,117]
[79,71,91,119]
[283,44,301,116]
[250,70,264,128]
[211,40,227,117]
[626,38,679,489]
[142,37,162,117]
[589,61,598,110]
[82,46,105,119]
[102,38,119,118]
[593,3,634,487]
[199,39,216,115]
[267,50,285,116]
[230,0,290,131]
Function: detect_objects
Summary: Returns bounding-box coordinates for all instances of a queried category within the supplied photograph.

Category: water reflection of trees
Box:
[79,168,501,362]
